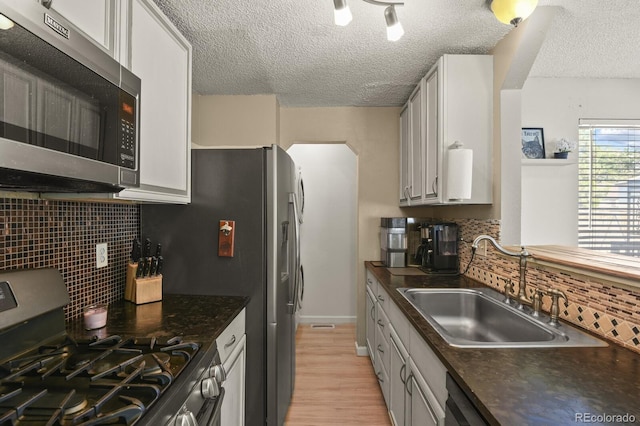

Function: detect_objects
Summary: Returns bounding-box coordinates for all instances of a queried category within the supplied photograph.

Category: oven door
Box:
[199,387,224,426]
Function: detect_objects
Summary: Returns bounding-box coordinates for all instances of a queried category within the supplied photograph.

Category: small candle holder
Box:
[83,304,107,330]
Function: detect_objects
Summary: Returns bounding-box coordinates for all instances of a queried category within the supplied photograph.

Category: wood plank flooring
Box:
[284,323,391,426]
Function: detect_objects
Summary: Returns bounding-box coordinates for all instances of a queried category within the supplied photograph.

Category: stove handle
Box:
[174,405,198,426]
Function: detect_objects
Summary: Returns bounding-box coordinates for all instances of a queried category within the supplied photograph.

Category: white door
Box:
[286,144,357,324]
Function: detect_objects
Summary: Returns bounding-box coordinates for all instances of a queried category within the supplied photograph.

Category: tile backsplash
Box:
[450,218,640,354]
[0,197,138,320]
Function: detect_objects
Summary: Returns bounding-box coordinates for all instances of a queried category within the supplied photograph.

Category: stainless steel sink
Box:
[397,287,608,348]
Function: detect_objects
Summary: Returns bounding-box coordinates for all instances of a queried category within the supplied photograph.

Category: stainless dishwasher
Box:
[445,374,489,426]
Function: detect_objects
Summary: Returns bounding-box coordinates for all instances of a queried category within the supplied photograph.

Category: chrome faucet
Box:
[472,235,531,309]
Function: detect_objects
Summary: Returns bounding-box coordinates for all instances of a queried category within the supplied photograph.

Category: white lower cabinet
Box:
[389,325,408,426]
[406,357,445,426]
[366,285,377,366]
[216,309,246,426]
[221,334,246,426]
[368,276,447,425]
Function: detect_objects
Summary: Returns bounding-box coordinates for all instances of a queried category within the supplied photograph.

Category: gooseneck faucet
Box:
[472,235,531,308]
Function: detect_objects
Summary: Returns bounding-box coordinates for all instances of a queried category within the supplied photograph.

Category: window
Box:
[578,119,640,257]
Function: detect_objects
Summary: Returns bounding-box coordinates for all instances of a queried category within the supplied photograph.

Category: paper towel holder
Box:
[449,141,464,150]
[446,141,473,201]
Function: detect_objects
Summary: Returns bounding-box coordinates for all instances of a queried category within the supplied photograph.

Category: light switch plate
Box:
[96,243,108,268]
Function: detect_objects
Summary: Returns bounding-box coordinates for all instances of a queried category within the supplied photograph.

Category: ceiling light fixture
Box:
[333,0,353,26]
[490,0,538,27]
[332,0,405,41]
[384,6,404,41]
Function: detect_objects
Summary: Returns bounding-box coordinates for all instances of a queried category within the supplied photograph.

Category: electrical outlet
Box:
[476,240,488,257]
[96,243,108,268]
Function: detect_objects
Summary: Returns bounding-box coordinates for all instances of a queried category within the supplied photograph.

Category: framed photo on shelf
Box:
[521,128,545,159]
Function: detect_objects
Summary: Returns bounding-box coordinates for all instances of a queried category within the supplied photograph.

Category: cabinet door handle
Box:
[377,319,384,329]
[225,334,236,348]
[432,176,438,195]
[377,295,385,302]
[370,305,376,321]
[377,344,384,354]
[400,364,406,385]
[367,278,372,285]
[376,371,384,383]
[406,372,414,396]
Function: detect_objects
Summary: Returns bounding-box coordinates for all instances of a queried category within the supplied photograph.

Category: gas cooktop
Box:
[0,334,199,425]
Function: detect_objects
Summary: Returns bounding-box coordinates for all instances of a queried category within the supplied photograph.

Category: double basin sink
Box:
[397,287,607,348]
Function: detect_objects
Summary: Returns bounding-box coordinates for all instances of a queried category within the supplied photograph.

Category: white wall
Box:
[287,144,357,324]
[521,77,640,245]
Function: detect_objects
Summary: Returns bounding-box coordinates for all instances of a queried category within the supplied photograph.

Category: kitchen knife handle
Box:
[149,257,158,276]
[143,238,152,257]
[136,258,145,278]
[156,256,164,275]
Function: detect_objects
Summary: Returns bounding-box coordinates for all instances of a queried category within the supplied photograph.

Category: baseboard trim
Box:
[298,315,356,324]
[355,342,368,357]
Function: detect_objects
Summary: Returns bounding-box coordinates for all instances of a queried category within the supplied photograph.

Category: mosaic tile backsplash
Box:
[449,218,640,354]
[0,197,138,320]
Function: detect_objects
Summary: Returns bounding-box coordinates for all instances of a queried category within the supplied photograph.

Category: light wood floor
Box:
[284,323,391,426]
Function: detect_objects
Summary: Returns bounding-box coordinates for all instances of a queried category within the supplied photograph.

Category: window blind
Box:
[578,119,640,257]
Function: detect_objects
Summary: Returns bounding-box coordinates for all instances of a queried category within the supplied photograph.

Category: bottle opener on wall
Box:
[218,220,235,257]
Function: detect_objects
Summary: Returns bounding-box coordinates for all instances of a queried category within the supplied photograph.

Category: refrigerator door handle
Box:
[289,193,301,314]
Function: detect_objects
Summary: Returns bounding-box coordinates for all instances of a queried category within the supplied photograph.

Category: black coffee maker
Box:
[416,222,459,274]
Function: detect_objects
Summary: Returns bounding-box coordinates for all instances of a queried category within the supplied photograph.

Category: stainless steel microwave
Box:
[0,1,140,193]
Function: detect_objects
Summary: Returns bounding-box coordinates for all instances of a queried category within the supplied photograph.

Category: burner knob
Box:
[201,377,220,399]
[209,363,227,383]
[175,405,197,426]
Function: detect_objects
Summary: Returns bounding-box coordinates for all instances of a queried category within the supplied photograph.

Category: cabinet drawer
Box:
[377,284,391,314]
[217,308,246,362]
[377,304,390,342]
[388,297,410,348]
[374,347,390,406]
[409,327,447,408]
[366,270,378,293]
[375,320,390,374]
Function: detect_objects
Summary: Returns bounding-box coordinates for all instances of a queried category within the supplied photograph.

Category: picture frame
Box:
[521,128,545,159]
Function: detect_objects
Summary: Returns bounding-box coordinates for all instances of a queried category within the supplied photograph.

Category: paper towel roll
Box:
[446,148,473,200]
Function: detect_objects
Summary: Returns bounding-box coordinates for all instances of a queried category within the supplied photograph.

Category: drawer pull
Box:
[376,372,384,383]
[377,295,385,302]
[377,319,384,328]
[377,344,384,354]
[225,334,236,348]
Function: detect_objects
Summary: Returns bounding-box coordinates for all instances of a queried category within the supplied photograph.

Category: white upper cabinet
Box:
[115,0,192,203]
[49,0,120,59]
[399,54,493,206]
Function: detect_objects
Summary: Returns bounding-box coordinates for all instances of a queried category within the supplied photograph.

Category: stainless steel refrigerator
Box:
[141,145,301,426]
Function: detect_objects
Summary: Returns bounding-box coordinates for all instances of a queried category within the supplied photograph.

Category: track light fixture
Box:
[490,0,538,27]
[333,0,353,26]
[332,0,405,41]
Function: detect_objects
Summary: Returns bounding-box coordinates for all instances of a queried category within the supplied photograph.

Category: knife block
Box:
[125,263,163,304]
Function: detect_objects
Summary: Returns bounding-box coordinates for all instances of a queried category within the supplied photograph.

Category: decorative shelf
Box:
[521,159,577,166]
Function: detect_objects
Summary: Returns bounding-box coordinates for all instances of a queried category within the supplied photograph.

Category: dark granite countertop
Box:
[66,294,248,350]
[366,262,640,426]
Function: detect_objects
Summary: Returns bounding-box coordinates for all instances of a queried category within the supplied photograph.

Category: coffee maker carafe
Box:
[419,223,459,273]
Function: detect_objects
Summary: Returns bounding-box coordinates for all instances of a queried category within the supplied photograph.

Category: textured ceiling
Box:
[151,0,640,107]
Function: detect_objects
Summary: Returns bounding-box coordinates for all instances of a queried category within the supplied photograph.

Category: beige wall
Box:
[279,107,403,346]
[192,94,279,146]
